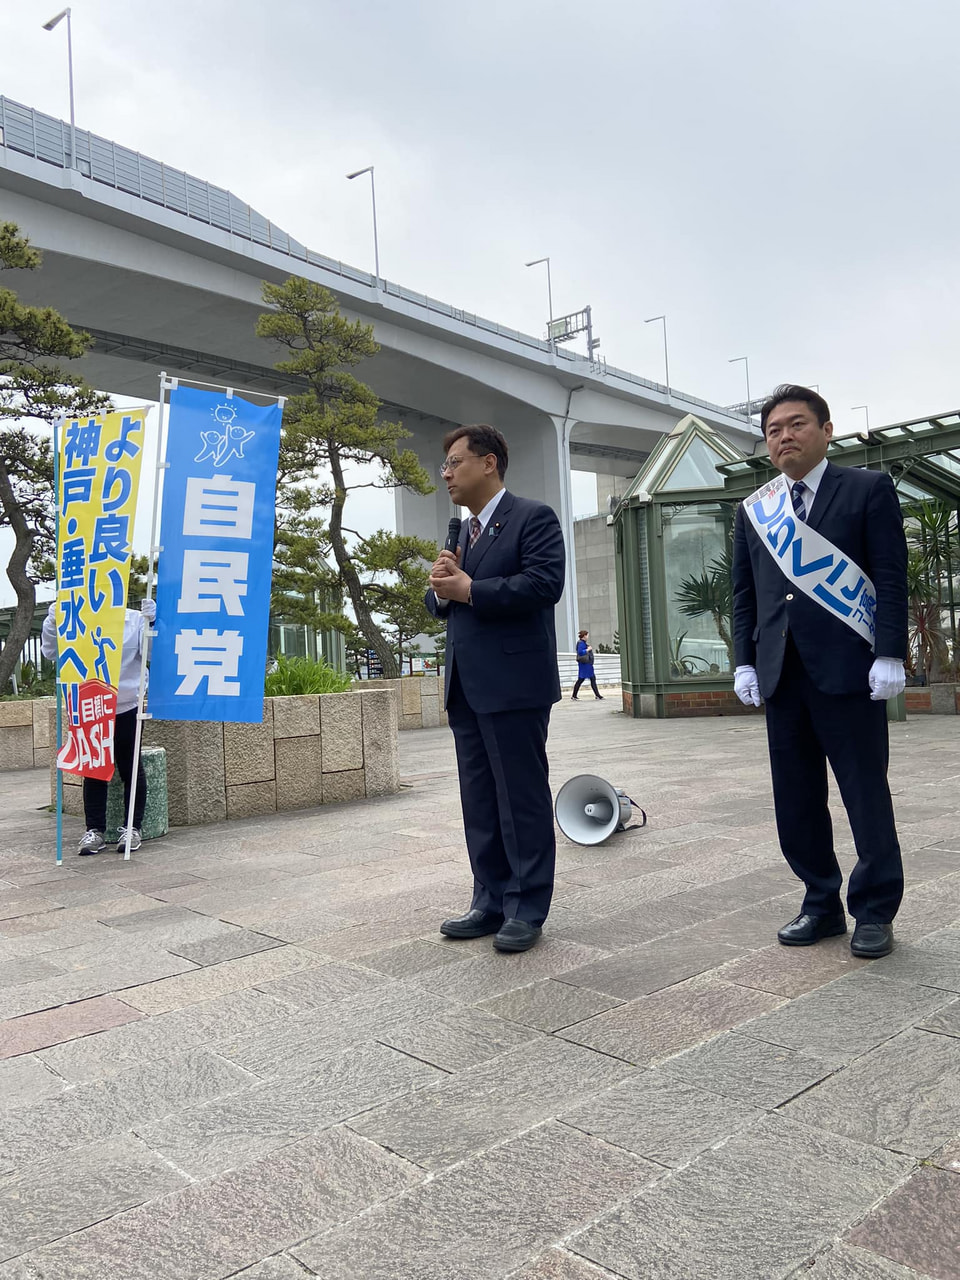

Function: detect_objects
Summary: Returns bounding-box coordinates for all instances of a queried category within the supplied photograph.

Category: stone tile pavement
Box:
[0,696,958,1278]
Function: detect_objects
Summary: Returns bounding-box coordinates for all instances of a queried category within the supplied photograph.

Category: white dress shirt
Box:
[784,456,829,519]
[467,488,507,538]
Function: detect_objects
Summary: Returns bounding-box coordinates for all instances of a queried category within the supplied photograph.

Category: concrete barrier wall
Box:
[0,697,55,770]
[355,675,446,730]
[48,688,399,825]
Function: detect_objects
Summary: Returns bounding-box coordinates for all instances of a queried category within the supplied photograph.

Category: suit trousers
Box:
[446,667,556,926]
[764,636,903,924]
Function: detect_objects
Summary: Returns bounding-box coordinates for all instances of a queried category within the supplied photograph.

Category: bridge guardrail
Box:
[0,93,751,428]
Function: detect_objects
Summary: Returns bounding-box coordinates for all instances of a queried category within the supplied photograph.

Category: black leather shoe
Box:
[777,912,847,946]
[851,921,894,958]
[440,909,503,939]
[493,919,542,953]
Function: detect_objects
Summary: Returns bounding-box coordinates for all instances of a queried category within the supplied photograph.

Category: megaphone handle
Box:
[625,801,647,830]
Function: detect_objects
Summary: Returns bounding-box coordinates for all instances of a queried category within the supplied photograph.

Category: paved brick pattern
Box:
[0,701,957,1277]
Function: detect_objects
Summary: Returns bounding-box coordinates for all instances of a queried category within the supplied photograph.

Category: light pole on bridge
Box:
[525,257,554,350]
[42,8,76,171]
[729,355,752,425]
[645,315,670,396]
[346,166,380,289]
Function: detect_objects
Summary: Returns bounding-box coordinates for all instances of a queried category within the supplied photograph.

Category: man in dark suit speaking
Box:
[732,385,908,958]
[426,424,565,953]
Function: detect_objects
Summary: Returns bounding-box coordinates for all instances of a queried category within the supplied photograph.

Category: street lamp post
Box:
[851,404,871,433]
[42,8,76,170]
[645,315,670,396]
[346,166,380,288]
[525,257,554,347]
[729,355,751,424]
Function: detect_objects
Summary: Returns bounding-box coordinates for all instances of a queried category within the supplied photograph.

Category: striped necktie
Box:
[468,516,482,548]
[791,481,807,521]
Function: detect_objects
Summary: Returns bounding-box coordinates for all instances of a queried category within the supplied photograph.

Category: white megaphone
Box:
[554,774,645,846]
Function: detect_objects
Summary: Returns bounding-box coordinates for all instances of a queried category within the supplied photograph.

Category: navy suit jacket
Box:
[426,490,565,714]
[732,463,908,697]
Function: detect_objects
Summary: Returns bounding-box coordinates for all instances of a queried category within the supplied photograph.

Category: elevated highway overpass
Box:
[0,95,761,646]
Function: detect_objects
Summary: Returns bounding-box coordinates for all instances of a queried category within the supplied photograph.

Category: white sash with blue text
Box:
[744,474,876,650]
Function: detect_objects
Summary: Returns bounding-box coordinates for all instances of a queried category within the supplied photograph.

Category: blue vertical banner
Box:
[149,386,283,722]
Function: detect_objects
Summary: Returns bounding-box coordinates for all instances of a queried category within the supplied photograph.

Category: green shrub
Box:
[1,658,56,700]
[264,655,352,697]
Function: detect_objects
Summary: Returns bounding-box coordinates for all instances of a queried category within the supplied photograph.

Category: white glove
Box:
[734,665,762,707]
[47,601,57,621]
[140,598,156,622]
[869,656,905,701]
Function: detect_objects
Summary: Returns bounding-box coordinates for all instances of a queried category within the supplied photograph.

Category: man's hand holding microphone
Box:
[430,547,472,604]
[430,516,473,605]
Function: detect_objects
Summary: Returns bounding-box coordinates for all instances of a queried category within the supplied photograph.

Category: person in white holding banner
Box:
[43,598,155,854]
[732,385,908,958]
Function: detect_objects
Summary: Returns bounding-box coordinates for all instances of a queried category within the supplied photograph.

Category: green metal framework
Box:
[716,411,960,504]
[614,410,960,717]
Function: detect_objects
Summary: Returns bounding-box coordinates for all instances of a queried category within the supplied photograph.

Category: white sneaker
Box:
[116,827,142,852]
[78,829,106,856]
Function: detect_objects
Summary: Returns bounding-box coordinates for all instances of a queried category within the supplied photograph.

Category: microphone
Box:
[444,517,462,553]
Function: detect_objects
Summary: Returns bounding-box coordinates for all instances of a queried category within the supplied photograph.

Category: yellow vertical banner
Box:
[54,410,146,778]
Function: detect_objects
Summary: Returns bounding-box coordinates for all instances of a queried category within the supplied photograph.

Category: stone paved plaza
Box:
[1,697,959,1279]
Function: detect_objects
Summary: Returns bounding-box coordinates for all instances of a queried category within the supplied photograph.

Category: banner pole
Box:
[53,415,64,868]
[123,375,171,861]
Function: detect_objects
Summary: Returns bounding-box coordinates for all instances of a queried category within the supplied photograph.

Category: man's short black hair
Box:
[760,385,831,435]
[442,424,509,480]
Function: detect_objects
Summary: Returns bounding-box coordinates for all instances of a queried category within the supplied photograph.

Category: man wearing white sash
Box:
[732,385,908,958]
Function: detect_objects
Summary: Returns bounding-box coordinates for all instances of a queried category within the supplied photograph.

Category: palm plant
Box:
[903,501,958,683]
[674,549,735,670]
[668,632,712,678]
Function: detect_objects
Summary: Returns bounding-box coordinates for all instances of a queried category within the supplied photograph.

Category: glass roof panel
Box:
[930,451,960,478]
[895,478,932,501]
[659,434,729,490]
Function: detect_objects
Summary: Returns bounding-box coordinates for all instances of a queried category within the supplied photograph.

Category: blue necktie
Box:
[791,481,807,521]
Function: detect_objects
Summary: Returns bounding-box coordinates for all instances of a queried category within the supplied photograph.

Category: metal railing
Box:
[0,93,747,425]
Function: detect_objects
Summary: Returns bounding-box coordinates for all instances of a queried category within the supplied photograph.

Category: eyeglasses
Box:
[439,455,468,477]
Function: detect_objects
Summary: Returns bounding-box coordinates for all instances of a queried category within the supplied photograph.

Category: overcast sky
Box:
[4,0,960,601]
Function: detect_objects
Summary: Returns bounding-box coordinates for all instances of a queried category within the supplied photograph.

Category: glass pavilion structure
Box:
[613,411,960,718]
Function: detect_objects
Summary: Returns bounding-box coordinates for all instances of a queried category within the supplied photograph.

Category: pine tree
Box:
[257,277,434,679]
[0,223,109,692]
[352,531,444,673]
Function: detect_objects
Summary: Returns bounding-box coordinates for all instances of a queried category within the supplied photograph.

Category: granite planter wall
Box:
[357,675,445,730]
[49,688,399,826]
[0,697,55,770]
